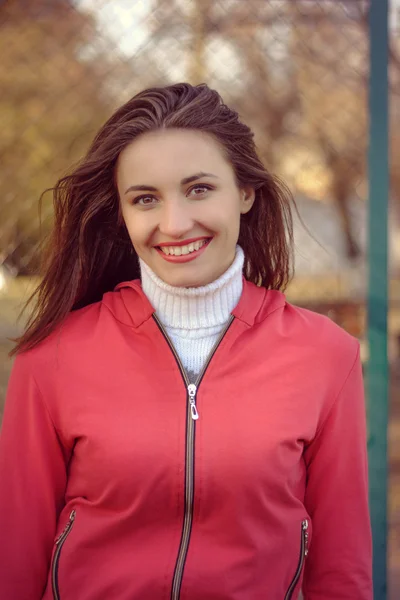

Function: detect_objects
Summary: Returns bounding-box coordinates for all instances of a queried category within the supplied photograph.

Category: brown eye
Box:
[188,184,213,197]
[133,195,157,206]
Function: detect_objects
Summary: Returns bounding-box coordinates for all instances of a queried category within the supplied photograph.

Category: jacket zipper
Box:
[52,510,76,600]
[153,313,234,600]
[284,519,309,600]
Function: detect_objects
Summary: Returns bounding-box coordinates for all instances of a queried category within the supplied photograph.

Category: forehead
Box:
[116,129,233,184]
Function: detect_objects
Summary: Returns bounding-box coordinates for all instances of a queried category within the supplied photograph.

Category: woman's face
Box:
[116,128,255,288]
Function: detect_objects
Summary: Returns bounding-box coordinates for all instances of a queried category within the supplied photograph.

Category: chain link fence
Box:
[0,0,400,594]
[2,0,399,326]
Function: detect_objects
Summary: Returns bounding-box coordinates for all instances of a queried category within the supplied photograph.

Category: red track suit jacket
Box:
[0,279,372,599]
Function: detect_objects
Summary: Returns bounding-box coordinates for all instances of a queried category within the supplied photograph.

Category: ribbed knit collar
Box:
[139,246,244,330]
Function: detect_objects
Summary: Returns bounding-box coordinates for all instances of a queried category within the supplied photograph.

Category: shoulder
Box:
[14,288,130,373]
[13,301,101,374]
[254,297,362,421]
[278,301,360,379]
[239,280,359,368]
[284,302,357,349]
[15,280,150,373]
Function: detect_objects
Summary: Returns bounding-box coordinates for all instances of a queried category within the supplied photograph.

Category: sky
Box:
[76,0,399,63]
[76,0,252,86]
[72,0,399,276]
[78,0,151,57]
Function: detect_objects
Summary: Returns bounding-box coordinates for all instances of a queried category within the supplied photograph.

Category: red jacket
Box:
[0,279,372,599]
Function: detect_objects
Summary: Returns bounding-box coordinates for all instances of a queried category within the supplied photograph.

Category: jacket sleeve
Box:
[0,353,68,599]
[302,345,373,599]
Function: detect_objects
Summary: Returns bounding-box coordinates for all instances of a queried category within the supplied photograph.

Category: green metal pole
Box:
[367,0,390,598]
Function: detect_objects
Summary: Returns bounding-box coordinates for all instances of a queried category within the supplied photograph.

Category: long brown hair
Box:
[12,82,294,355]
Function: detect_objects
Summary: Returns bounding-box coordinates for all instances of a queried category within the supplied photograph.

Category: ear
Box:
[239,187,256,215]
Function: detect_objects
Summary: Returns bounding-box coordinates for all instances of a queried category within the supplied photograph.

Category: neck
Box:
[139,246,245,330]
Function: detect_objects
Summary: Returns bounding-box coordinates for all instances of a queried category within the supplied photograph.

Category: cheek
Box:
[216,203,242,235]
[200,196,241,227]
[121,211,143,245]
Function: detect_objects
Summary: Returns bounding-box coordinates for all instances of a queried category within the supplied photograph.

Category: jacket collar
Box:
[232,278,286,327]
[105,278,286,329]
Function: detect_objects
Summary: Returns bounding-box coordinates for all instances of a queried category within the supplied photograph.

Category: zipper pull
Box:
[188,384,199,420]
[302,519,309,556]
[55,510,76,544]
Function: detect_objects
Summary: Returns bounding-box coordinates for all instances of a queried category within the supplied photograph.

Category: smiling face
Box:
[116,128,255,287]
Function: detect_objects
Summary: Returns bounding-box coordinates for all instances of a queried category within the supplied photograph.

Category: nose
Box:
[158,198,194,239]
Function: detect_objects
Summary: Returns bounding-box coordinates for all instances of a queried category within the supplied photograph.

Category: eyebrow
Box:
[124,172,218,195]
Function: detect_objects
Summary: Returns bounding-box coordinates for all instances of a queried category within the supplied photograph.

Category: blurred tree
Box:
[188,0,213,84]
[1,0,398,272]
[291,0,369,259]
[0,0,112,273]
[147,0,399,260]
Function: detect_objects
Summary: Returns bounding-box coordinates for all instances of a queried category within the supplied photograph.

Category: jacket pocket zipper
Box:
[284,519,309,600]
[52,510,76,600]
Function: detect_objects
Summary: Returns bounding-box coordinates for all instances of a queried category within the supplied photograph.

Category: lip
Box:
[156,236,210,248]
[155,238,212,263]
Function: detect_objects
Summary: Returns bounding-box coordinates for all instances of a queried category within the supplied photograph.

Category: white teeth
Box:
[159,239,208,256]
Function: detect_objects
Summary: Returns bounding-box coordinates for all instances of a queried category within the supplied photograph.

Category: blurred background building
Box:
[0,0,399,596]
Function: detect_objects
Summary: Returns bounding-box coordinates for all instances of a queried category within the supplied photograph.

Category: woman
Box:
[0,83,372,599]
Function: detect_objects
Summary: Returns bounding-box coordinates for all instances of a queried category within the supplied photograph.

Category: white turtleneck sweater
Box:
[139,246,244,382]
